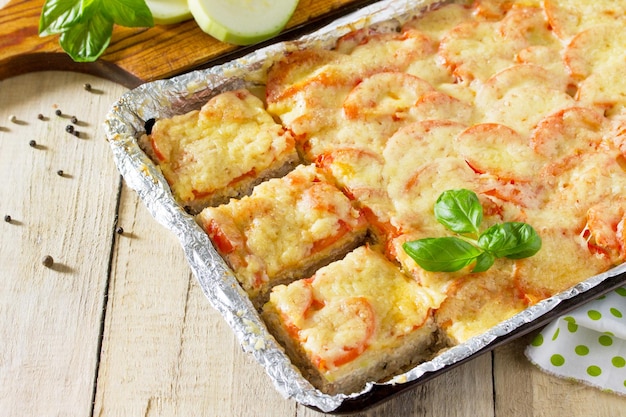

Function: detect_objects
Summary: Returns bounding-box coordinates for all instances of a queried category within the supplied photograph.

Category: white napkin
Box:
[525,287,626,395]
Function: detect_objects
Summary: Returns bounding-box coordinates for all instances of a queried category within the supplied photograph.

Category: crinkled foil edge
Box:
[103,0,626,412]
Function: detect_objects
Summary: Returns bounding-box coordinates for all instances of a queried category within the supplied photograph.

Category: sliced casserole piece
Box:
[196,164,368,306]
[142,89,299,213]
[262,245,438,394]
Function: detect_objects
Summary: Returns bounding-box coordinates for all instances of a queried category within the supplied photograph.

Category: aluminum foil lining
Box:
[103,0,626,412]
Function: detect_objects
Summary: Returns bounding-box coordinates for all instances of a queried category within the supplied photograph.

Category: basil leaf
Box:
[81,0,99,9]
[471,251,495,273]
[477,222,542,259]
[39,0,83,36]
[434,189,482,235]
[59,12,113,62]
[403,237,483,272]
[40,0,154,62]
[402,189,541,273]
[105,0,153,28]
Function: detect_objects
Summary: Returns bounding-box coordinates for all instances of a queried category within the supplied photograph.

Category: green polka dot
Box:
[599,335,613,346]
[531,333,544,347]
[610,308,623,318]
[563,316,577,332]
[588,310,602,320]
[612,356,626,368]
[616,287,626,296]
[551,354,565,367]
[575,345,590,356]
[552,327,560,340]
[587,365,602,377]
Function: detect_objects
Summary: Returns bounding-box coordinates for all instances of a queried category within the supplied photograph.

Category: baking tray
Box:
[103,0,626,413]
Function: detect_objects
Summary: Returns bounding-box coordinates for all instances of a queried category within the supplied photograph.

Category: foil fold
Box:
[103,0,626,412]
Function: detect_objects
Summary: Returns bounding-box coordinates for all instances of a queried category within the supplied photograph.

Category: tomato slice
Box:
[310,220,350,255]
[306,297,376,370]
[581,200,626,262]
[150,136,167,162]
[204,219,236,254]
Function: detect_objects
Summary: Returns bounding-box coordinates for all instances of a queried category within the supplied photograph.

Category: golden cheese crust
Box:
[544,0,626,40]
[262,246,438,394]
[196,164,368,305]
[142,89,299,213]
[434,261,527,344]
[262,0,626,353]
[144,0,626,395]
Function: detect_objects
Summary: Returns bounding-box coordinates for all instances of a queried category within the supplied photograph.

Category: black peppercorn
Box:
[29,140,37,147]
[65,125,74,133]
[116,226,124,235]
[42,255,54,268]
[55,109,62,116]
[4,214,11,223]
[57,170,64,177]
[71,116,78,124]
[73,131,80,138]
[83,83,92,92]
[37,114,44,120]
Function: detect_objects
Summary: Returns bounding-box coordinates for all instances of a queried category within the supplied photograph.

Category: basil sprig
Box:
[403,189,541,273]
[39,0,154,62]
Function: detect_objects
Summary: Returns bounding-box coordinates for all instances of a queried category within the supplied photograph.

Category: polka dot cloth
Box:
[526,287,626,395]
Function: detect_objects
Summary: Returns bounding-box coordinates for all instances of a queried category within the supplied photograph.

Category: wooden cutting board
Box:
[0,0,374,88]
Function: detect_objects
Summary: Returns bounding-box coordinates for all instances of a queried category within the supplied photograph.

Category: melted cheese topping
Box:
[439,20,527,84]
[403,3,471,41]
[196,164,367,300]
[564,25,626,81]
[561,24,626,116]
[266,246,435,377]
[147,89,297,209]
[262,0,626,348]
[435,262,527,343]
[544,0,626,40]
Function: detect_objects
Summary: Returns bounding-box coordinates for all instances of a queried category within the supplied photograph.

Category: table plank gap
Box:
[0,71,127,416]
[89,174,125,417]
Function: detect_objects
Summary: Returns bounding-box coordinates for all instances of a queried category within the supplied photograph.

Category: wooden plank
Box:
[493,333,626,417]
[92,186,296,416]
[0,0,375,88]
[0,72,127,416]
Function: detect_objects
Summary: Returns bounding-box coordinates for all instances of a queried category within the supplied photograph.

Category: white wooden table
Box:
[0,69,625,417]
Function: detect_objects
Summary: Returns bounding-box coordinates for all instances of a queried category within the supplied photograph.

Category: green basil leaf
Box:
[434,189,482,235]
[40,0,154,63]
[477,222,542,259]
[59,12,113,62]
[105,0,154,27]
[403,237,483,272]
[81,0,99,8]
[471,251,495,273]
[39,0,83,36]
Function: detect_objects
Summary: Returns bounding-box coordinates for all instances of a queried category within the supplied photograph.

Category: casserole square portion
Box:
[141,89,299,213]
[196,164,368,306]
[262,245,438,394]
